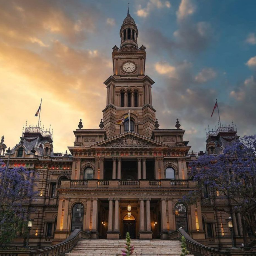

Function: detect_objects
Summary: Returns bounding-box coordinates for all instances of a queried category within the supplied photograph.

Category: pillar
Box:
[138,158,141,179]
[107,86,110,105]
[94,158,99,179]
[124,91,128,107]
[114,199,120,231]
[91,199,98,238]
[232,212,239,236]
[142,159,146,179]
[112,158,116,179]
[146,200,151,232]
[108,199,113,232]
[117,158,121,179]
[149,85,152,105]
[85,200,91,230]
[131,92,134,107]
[168,200,175,231]
[100,158,104,179]
[140,199,145,232]
[160,159,164,180]
[154,159,159,180]
[237,212,243,236]
[161,199,168,230]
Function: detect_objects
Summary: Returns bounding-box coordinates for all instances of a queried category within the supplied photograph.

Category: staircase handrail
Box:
[32,229,81,256]
[176,227,229,256]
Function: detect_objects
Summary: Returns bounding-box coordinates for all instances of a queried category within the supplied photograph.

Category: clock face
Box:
[122,62,136,73]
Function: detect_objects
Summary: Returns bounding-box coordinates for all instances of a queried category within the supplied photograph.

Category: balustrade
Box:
[70,180,88,187]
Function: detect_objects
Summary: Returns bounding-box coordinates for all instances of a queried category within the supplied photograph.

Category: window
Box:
[124,30,126,40]
[17,147,23,157]
[46,222,53,237]
[50,183,56,198]
[124,120,134,132]
[134,92,138,107]
[132,30,135,40]
[128,28,131,39]
[121,92,124,107]
[71,203,84,231]
[84,168,94,179]
[207,223,214,238]
[166,167,175,179]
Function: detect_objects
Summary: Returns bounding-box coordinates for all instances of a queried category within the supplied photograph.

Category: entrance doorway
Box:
[123,220,136,239]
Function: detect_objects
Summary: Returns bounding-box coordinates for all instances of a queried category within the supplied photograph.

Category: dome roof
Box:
[122,13,136,26]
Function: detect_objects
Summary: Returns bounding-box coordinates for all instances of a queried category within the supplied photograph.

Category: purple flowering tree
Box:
[0,162,36,246]
[183,135,256,246]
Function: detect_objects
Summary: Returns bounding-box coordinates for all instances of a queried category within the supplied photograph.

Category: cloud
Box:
[246,56,256,68]
[195,68,217,83]
[230,90,245,101]
[106,18,116,26]
[246,33,256,45]
[136,0,171,18]
[177,0,196,21]
[29,37,49,47]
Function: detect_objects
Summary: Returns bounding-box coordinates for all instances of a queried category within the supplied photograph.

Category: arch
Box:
[124,120,134,132]
[175,203,188,231]
[71,203,84,231]
[17,147,24,157]
[166,167,175,179]
[57,176,69,186]
[123,214,135,220]
[84,167,94,180]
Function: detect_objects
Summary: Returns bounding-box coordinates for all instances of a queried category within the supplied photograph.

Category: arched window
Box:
[121,92,124,107]
[71,203,84,231]
[124,120,134,132]
[175,203,187,231]
[84,167,94,180]
[166,167,175,179]
[128,28,131,39]
[17,147,23,157]
[124,30,126,40]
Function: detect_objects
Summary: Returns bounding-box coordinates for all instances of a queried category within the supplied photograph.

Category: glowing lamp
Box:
[127,204,131,212]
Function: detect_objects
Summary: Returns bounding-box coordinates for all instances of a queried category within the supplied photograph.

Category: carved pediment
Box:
[93,133,165,148]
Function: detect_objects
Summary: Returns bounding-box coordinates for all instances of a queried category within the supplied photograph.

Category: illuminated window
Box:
[195,208,200,231]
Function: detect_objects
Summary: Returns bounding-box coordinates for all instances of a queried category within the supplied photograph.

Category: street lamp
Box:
[228,217,235,248]
[26,220,33,248]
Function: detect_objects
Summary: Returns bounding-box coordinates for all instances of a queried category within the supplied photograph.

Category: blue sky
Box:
[0,0,256,152]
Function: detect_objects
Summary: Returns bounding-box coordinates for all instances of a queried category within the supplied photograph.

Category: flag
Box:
[123,114,129,122]
[116,118,123,125]
[35,100,42,116]
[211,100,218,117]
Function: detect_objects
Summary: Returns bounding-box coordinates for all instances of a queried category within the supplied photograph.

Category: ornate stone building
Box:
[0,11,243,248]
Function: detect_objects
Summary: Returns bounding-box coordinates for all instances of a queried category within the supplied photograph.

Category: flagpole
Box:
[128,110,130,132]
[216,99,221,127]
[38,98,42,127]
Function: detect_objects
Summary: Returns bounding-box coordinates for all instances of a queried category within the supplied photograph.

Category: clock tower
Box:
[103,9,156,138]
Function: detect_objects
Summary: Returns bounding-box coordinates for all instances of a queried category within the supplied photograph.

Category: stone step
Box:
[66,239,194,256]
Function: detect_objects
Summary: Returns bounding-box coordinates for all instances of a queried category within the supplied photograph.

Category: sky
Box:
[0,0,256,154]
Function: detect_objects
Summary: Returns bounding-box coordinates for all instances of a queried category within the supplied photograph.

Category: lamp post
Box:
[228,217,235,248]
[26,220,33,248]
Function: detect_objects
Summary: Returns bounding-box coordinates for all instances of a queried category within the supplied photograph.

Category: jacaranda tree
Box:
[0,161,36,246]
[183,135,256,246]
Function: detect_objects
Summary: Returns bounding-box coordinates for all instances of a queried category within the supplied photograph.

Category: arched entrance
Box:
[71,203,84,231]
[123,214,136,239]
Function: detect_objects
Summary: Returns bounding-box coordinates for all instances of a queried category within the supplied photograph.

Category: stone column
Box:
[124,91,128,107]
[131,92,134,107]
[117,158,121,179]
[91,199,98,238]
[85,200,91,230]
[107,86,110,105]
[108,199,113,232]
[232,212,239,236]
[114,199,120,231]
[94,158,99,179]
[140,199,145,232]
[109,85,112,104]
[160,159,164,180]
[100,158,104,180]
[237,212,243,236]
[142,159,146,179]
[161,199,168,230]
[146,199,151,232]
[154,159,159,180]
[112,158,116,179]
[137,158,142,179]
[167,200,175,231]
[149,85,152,105]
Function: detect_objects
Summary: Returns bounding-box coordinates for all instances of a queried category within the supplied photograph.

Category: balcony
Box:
[62,179,196,189]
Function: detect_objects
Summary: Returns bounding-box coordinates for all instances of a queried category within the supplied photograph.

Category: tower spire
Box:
[127,3,130,15]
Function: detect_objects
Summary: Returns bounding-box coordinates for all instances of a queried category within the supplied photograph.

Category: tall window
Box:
[50,183,56,198]
[84,167,94,179]
[134,92,138,107]
[128,92,131,107]
[128,28,131,39]
[124,120,134,132]
[166,167,175,179]
[132,30,135,40]
[124,30,126,40]
[46,222,53,237]
[17,147,23,157]
[121,92,124,107]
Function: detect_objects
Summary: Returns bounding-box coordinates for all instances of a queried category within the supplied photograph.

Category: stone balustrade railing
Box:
[0,229,81,256]
[170,227,256,256]
[65,179,195,189]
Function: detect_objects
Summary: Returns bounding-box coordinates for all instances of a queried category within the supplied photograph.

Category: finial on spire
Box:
[127,2,130,15]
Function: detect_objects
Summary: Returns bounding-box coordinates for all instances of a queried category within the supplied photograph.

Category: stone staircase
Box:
[66,239,194,256]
